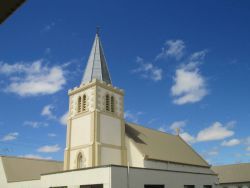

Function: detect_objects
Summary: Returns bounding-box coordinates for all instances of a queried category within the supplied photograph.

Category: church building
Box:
[0,32,218,188]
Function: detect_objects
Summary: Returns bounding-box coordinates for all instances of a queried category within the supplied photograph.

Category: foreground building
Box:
[212,163,250,188]
[0,32,218,188]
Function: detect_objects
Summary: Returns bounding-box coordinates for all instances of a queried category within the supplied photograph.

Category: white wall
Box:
[41,167,111,188]
[216,184,250,188]
[1,165,219,188]
[112,166,218,188]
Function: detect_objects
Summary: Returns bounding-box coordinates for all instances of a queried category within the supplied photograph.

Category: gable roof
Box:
[0,156,63,182]
[125,122,209,167]
[81,33,112,85]
[212,163,250,184]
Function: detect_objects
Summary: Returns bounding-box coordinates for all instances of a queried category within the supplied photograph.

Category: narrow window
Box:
[78,96,82,113]
[77,153,83,168]
[80,185,103,188]
[83,94,87,111]
[144,185,164,188]
[204,186,212,188]
[106,94,110,111]
[111,96,115,112]
[184,186,195,188]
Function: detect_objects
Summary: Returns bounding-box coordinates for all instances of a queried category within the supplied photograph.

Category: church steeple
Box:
[81,31,112,85]
[64,31,126,170]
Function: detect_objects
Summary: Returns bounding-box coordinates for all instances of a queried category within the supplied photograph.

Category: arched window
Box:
[78,96,82,113]
[111,96,115,113]
[82,94,87,111]
[77,153,83,168]
[106,94,110,111]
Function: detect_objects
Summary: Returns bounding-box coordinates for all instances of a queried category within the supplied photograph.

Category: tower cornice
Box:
[68,79,124,96]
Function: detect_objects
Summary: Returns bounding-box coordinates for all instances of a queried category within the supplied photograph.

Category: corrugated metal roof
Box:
[0,156,63,182]
[81,33,112,85]
[212,163,250,184]
[125,122,209,167]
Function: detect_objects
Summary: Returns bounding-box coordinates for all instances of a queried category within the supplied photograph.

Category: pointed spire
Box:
[81,30,112,85]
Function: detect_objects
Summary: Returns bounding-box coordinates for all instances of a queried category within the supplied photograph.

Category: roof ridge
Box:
[0,155,63,163]
[177,136,210,167]
[213,163,250,167]
[126,121,175,137]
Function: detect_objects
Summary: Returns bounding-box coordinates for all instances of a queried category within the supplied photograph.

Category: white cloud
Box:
[132,57,162,81]
[124,110,143,123]
[221,139,240,147]
[206,148,219,156]
[170,121,235,144]
[246,146,250,152]
[41,22,55,33]
[1,132,19,141]
[41,105,56,119]
[196,122,234,142]
[169,121,186,132]
[20,154,52,160]
[48,133,56,137]
[23,121,48,128]
[155,39,185,61]
[158,126,166,132]
[60,111,68,125]
[179,132,196,144]
[0,60,66,96]
[37,144,60,153]
[171,50,208,105]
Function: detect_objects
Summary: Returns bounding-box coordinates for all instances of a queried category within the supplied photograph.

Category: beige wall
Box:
[126,136,144,167]
[65,80,126,169]
[101,147,121,165]
[125,136,214,174]
[100,114,121,146]
[71,115,92,147]
[69,147,92,169]
[0,157,8,187]
[96,85,124,118]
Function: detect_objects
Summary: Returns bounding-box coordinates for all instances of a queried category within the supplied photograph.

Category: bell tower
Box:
[64,32,127,170]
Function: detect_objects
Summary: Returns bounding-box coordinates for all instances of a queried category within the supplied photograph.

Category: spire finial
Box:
[96,26,100,36]
[176,128,180,136]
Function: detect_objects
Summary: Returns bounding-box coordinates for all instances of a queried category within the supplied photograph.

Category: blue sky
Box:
[0,0,249,165]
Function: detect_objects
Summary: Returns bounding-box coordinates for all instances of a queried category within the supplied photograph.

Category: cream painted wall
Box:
[71,115,92,147]
[70,86,95,117]
[0,157,8,187]
[96,85,124,118]
[69,147,91,169]
[125,136,144,167]
[125,136,214,174]
[101,147,121,165]
[100,114,121,146]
